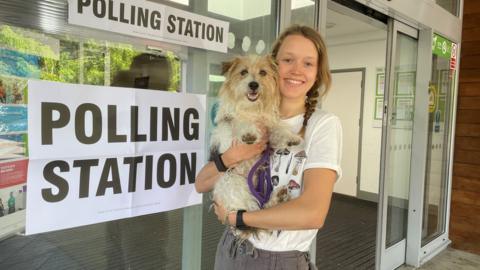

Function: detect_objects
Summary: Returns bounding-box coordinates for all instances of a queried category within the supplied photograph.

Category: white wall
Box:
[327,37,387,196]
[323,72,363,197]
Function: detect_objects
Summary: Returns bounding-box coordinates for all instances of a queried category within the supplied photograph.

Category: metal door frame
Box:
[376,18,419,270]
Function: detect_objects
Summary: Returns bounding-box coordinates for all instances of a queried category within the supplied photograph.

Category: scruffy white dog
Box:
[211,55,301,238]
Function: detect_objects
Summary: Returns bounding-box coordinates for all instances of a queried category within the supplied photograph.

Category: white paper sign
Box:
[67,0,229,53]
[26,80,206,235]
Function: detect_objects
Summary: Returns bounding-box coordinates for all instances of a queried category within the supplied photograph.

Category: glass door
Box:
[421,34,456,246]
[376,19,419,270]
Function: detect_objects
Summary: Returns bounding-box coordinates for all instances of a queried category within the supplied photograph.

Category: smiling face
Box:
[220,55,279,112]
[275,34,318,103]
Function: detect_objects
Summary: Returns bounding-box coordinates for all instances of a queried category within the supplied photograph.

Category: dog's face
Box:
[220,55,279,111]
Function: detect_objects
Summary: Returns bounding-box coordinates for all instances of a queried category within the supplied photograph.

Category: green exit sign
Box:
[432,34,456,59]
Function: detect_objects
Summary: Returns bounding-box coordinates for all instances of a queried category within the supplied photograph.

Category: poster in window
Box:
[395,72,415,96]
[438,96,447,122]
[376,73,385,96]
[0,75,28,104]
[374,97,383,120]
[394,97,414,121]
[439,70,449,95]
[0,183,27,218]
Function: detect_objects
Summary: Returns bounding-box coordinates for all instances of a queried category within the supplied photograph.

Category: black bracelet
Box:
[213,153,228,172]
[236,210,248,230]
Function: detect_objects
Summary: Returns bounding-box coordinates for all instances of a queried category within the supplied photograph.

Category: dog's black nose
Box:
[248,81,259,91]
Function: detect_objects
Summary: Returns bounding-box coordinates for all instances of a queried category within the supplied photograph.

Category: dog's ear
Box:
[266,55,278,72]
[221,61,232,75]
[221,57,241,75]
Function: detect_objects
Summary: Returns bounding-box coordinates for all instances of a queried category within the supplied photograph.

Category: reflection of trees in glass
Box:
[110,48,180,92]
[40,40,81,83]
[58,40,80,83]
[0,25,182,91]
[0,26,56,59]
[0,25,51,78]
[39,57,58,81]
[109,44,140,84]
[83,41,106,85]
[0,26,80,83]
[165,51,180,92]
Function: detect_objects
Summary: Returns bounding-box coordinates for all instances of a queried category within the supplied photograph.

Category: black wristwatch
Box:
[213,153,228,172]
[236,210,248,230]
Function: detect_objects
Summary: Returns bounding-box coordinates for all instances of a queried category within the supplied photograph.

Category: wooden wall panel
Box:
[451,0,480,255]
[463,0,480,14]
[452,176,480,192]
[453,163,480,178]
[462,14,480,29]
[454,150,480,164]
[451,190,480,206]
[457,96,480,109]
[455,109,480,123]
[459,69,480,82]
[455,136,480,151]
[460,41,480,56]
[455,123,480,136]
[461,28,480,42]
[458,83,480,96]
[460,55,480,69]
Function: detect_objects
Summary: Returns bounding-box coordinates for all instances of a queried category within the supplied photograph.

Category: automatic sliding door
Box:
[377,19,419,270]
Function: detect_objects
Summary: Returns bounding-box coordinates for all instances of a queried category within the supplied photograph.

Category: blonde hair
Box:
[271,25,331,134]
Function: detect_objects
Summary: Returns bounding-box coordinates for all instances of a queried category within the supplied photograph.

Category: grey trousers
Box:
[214,229,318,270]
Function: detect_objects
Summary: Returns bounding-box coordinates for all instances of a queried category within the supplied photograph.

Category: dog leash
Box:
[247,147,273,208]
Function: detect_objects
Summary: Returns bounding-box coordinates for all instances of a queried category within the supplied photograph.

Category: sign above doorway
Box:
[67,0,229,53]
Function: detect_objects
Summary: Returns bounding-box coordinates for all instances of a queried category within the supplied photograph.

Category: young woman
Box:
[195,25,342,270]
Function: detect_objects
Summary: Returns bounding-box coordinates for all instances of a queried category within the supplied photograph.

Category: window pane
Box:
[386,33,418,247]
[436,0,459,16]
[421,34,456,246]
[291,0,316,27]
[0,17,183,270]
[0,0,278,269]
[208,0,276,55]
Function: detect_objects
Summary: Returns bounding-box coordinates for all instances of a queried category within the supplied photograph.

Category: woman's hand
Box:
[222,138,267,168]
[195,126,268,194]
[213,200,236,226]
[222,122,269,167]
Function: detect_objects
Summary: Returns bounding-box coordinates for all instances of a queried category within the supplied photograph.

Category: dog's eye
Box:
[259,70,267,76]
[240,69,248,76]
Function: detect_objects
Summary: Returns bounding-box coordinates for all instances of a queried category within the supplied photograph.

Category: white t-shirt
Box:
[248,109,343,252]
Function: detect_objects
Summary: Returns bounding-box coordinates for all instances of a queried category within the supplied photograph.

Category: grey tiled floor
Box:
[397,248,480,270]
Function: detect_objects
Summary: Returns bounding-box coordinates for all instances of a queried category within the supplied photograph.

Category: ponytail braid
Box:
[299,86,320,136]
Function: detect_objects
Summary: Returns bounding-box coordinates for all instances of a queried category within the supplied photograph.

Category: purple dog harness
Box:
[247,147,273,208]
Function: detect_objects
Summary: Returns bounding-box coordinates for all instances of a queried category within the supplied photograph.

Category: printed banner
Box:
[68,0,229,53]
[0,105,28,134]
[26,80,205,235]
[0,134,27,160]
[0,159,28,189]
[0,183,26,221]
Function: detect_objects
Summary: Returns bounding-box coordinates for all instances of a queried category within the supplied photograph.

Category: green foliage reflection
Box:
[0,25,181,91]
